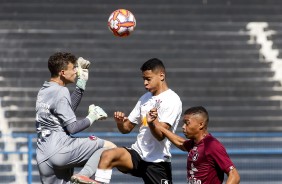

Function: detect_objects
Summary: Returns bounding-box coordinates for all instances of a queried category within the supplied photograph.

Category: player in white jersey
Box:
[71,58,182,184]
[35,52,116,184]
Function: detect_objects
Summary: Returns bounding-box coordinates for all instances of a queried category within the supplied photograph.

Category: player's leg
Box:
[80,140,116,176]
[71,140,116,183]
[38,160,72,184]
[41,136,106,183]
[37,161,54,184]
[94,147,134,183]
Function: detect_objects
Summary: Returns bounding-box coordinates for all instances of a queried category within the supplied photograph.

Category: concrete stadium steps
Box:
[5,107,282,119]
[0,77,280,88]
[7,118,38,133]
[0,68,276,79]
[7,117,282,133]
[1,0,282,17]
[0,32,252,43]
[1,14,281,25]
[268,24,282,58]
[1,86,282,99]
[0,88,39,98]
[6,112,282,133]
[2,0,282,4]
[0,58,272,70]
[0,142,4,151]
[0,175,15,183]
[0,19,251,31]
[217,136,282,149]
[270,33,282,41]
[0,38,260,51]
[1,1,282,184]
[0,162,38,183]
[0,163,16,183]
[0,48,262,59]
[233,155,282,170]
[232,155,282,182]
[0,164,12,172]
[2,96,282,108]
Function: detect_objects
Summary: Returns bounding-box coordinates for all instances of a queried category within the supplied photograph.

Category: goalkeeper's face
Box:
[61,62,78,84]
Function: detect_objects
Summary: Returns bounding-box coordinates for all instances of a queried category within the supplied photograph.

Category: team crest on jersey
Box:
[89,135,97,140]
[161,179,171,184]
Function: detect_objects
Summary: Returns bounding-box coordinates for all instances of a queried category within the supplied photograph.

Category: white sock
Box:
[95,169,112,183]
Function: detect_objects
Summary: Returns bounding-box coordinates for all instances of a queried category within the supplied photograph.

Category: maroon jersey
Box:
[183,134,235,184]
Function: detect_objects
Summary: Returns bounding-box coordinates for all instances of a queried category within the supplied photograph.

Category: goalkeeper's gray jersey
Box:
[35,81,77,164]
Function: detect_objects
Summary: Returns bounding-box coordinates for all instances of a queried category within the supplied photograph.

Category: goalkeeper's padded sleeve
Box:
[71,87,84,112]
[66,118,91,134]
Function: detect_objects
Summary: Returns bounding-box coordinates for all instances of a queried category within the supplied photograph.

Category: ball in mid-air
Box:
[108,9,136,37]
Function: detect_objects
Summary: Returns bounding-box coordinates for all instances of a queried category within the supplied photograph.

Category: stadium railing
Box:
[1,132,282,184]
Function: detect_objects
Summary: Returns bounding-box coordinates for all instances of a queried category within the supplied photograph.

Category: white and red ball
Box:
[108,9,136,37]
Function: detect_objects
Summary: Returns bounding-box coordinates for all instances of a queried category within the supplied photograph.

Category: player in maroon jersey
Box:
[146,106,240,184]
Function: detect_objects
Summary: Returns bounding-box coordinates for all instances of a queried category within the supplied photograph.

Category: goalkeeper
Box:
[35,52,116,184]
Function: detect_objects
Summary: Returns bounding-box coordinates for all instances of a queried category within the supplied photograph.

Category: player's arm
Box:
[114,111,136,134]
[226,167,240,184]
[71,57,90,111]
[70,87,84,111]
[146,108,171,141]
[209,141,240,184]
[147,108,187,150]
[148,118,170,141]
[66,104,108,134]
[66,118,91,134]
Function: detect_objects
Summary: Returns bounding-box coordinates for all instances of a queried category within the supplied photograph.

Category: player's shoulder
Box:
[140,92,152,100]
[204,134,222,146]
[40,81,68,94]
[55,85,69,95]
[161,89,181,101]
[204,134,226,152]
[168,89,182,102]
[50,85,70,101]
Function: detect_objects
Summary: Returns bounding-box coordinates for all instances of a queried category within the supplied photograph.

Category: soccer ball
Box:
[108,9,136,37]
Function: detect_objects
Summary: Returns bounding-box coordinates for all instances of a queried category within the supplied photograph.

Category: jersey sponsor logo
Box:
[161,179,171,184]
[36,96,51,114]
[142,115,148,126]
[189,163,198,176]
[89,135,97,140]
[188,178,201,184]
[192,152,199,161]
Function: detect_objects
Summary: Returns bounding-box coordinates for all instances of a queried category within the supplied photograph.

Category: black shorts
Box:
[122,147,173,184]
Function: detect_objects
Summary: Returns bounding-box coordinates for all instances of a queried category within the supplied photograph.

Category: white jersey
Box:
[128,89,182,163]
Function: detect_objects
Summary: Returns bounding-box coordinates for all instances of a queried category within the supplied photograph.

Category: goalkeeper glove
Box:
[77,57,90,69]
[86,104,108,125]
[76,57,90,90]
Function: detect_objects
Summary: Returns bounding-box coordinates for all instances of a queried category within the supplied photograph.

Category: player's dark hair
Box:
[184,106,209,125]
[140,58,166,74]
[48,52,77,77]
